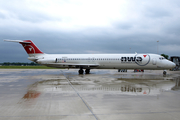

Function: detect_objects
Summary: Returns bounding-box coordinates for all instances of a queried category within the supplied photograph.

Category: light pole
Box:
[157,41,159,54]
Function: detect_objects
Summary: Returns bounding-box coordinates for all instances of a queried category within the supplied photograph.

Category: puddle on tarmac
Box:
[19,75,180,102]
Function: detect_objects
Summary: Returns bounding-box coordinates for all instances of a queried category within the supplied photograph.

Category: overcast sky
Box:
[0,0,180,62]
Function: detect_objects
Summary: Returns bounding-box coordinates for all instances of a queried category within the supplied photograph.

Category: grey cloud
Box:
[145,7,171,18]
[0,41,29,62]
[0,1,61,23]
[1,27,179,63]
[16,11,56,23]
[164,24,180,36]
[0,12,6,19]
[113,22,133,30]
[1,0,180,63]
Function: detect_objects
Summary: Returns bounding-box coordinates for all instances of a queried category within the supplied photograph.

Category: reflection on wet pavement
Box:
[23,91,41,99]
[0,69,180,120]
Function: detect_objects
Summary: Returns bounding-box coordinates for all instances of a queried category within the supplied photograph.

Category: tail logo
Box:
[23,45,35,54]
[29,48,32,51]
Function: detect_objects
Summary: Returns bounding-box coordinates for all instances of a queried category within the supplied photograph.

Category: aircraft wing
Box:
[46,63,99,68]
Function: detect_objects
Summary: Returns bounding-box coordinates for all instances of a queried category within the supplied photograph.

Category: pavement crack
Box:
[61,70,98,120]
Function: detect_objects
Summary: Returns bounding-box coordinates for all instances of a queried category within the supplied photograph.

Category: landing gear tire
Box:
[79,69,84,74]
[85,69,90,74]
[163,71,167,75]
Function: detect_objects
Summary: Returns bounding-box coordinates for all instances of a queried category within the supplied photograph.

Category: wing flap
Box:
[47,63,99,67]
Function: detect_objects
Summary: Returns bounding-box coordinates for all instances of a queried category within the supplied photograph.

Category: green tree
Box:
[161,54,169,59]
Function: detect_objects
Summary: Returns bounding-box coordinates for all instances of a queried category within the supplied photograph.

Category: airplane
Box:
[4,40,176,75]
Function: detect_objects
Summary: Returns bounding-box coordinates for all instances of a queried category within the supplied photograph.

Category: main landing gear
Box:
[85,69,90,74]
[79,69,84,74]
[78,68,90,74]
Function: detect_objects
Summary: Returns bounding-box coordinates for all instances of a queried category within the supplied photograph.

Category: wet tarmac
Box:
[0,69,180,120]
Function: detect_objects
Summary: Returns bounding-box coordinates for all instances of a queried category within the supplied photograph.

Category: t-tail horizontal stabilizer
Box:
[4,39,44,57]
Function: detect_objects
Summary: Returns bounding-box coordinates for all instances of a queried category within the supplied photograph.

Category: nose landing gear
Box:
[163,70,167,75]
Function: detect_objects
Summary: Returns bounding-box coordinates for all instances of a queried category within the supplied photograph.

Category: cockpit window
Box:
[159,57,165,60]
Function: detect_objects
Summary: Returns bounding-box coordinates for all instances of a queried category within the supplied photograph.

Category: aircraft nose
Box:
[172,62,176,68]
[169,62,176,68]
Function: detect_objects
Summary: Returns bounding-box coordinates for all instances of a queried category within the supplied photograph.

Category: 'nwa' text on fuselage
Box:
[121,57,142,62]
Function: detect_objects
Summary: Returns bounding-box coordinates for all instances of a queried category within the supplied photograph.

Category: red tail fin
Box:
[19,40,43,55]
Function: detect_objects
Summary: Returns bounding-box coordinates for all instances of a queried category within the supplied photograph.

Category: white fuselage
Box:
[33,53,175,70]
